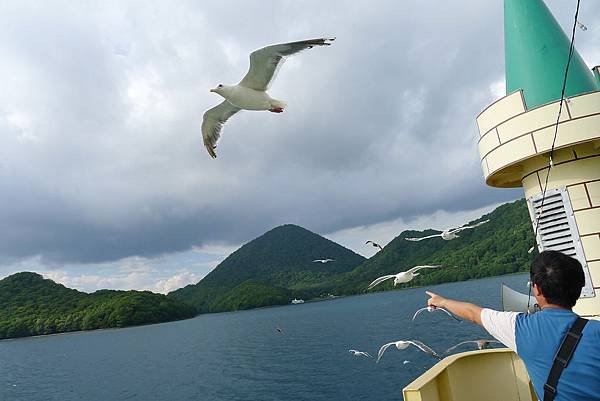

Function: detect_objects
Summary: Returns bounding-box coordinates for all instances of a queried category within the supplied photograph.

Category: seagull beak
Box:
[209,89,215,93]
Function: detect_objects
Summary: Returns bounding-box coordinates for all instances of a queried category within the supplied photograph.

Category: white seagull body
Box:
[367,265,442,290]
[313,258,335,264]
[202,37,335,158]
[443,339,503,354]
[349,349,373,358]
[405,220,489,242]
[376,340,441,363]
[412,306,460,322]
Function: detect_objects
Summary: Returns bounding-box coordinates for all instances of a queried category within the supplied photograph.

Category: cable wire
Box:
[527,0,582,312]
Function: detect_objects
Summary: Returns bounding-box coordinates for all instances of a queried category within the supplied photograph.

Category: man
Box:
[426,250,600,401]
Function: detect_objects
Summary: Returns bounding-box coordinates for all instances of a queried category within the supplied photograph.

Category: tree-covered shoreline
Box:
[0,272,196,340]
[171,199,534,312]
[1,199,534,339]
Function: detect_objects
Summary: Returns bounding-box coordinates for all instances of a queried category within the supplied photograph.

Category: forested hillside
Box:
[3,200,535,337]
[171,200,535,312]
[169,224,366,312]
[0,272,196,340]
[317,199,534,295]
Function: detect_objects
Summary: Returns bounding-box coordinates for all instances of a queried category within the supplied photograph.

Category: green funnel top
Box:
[504,0,598,108]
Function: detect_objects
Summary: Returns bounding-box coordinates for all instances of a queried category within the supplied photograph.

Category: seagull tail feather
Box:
[270,99,287,109]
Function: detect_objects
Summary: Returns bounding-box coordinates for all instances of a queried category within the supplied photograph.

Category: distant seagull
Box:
[313,258,335,264]
[367,265,442,290]
[412,306,460,322]
[528,246,535,254]
[403,360,411,365]
[443,339,503,355]
[202,37,335,158]
[376,340,441,363]
[365,240,383,251]
[276,326,284,334]
[349,350,373,358]
[405,220,490,242]
[576,20,587,31]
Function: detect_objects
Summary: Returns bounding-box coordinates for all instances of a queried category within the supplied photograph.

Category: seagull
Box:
[376,340,441,363]
[349,350,373,358]
[202,37,335,158]
[365,240,383,251]
[528,246,535,254]
[412,306,460,322]
[576,20,587,31]
[313,258,335,264]
[443,339,503,354]
[275,326,284,334]
[403,360,412,365]
[405,220,489,242]
[367,265,442,290]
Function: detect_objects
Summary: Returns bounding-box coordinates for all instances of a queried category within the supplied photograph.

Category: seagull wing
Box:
[453,219,490,233]
[349,349,357,353]
[405,234,441,241]
[409,340,440,359]
[364,352,374,358]
[201,101,241,158]
[376,342,396,363]
[443,340,476,355]
[412,307,429,322]
[367,275,395,290]
[407,265,443,274]
[239,38,335,91]
[437,307,461,322]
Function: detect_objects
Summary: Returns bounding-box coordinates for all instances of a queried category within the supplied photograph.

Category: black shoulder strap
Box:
[543,317,588,401]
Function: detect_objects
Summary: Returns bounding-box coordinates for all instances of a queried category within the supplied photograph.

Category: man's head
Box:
[530,250,585,309]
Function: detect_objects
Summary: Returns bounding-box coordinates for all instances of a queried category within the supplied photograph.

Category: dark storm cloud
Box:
[0,0,598,265]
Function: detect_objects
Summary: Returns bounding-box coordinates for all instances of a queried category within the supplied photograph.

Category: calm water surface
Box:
[0,274,528,401]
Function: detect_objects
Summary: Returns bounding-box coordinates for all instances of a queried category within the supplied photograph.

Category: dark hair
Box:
[530,250,585,308]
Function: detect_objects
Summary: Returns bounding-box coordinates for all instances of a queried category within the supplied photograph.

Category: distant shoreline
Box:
[1,271,529,342]
[0,316,192,343]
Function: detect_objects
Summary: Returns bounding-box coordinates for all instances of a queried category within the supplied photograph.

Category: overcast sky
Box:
[1,1,598,293]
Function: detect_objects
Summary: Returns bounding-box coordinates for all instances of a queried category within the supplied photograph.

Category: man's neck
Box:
[541,303,571,311]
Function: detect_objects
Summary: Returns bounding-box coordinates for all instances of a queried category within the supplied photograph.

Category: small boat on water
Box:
[291,298,305,304]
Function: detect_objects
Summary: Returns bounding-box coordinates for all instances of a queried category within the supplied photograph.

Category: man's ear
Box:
[532,283,541,297]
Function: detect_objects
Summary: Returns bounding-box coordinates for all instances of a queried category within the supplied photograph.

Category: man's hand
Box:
[426,291,447,309]
[424,290,483,325]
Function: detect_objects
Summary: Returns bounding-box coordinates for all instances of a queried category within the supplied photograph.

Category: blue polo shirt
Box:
[514,308,600,401]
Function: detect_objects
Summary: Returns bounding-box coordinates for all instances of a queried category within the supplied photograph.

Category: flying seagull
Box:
[376,340,441,363]
[313,258,335,264]
[443,339,503,355]
[412,306,460,322]
[405,220,489,242]
[349,350,373,358]
[576,20,587,31]
[202,37,335,158]
[365,240,383,251]
[367,265,442,290]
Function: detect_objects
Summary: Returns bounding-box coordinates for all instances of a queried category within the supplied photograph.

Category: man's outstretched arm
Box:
[426,291,483,325]
[426,290,519,352]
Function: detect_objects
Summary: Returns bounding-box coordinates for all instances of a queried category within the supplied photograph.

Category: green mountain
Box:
[169,224,367,312]
[170,201,534,313]
[318,199,534,295]
[0,272,196,340]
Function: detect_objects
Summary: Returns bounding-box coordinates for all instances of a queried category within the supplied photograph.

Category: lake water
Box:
[0,274,529,401]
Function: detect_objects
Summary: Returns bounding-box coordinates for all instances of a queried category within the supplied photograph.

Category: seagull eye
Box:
[218,84,223,88]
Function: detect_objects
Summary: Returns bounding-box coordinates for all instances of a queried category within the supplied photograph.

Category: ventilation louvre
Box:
[527,187,595,298]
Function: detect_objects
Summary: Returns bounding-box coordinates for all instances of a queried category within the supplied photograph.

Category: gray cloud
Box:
[0,0,598,266]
